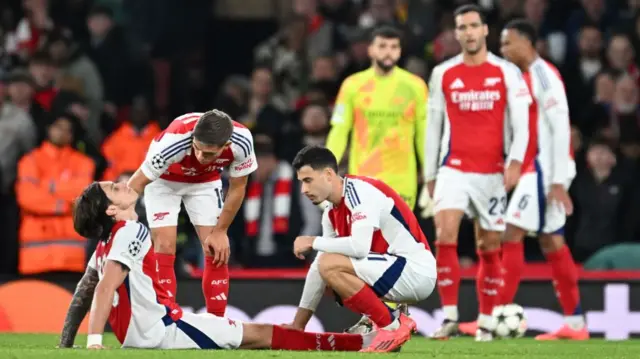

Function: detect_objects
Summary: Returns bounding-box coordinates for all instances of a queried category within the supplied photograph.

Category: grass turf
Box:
[0,334,638,359]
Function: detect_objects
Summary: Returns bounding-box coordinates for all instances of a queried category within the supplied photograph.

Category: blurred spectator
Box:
[213,75,249,120]
[427,28,461,66]
[300,103,330,147]
[486,0,523,51]
[405,56,428,80]
[564,0,618,64]
[570,138,638,262]
[319,0,360,26]
[15,113,95,274]
[606,74,640,142]
[577,70,616,139]
[235,135,320,268]
[45,29,104,143]
[5,68,48,142]
[358,0,397,29]
[239,65,287,137]
[292,0,336,61]
[339,28,370,81]
[0,74,37,274]
[101,95,161,181]
[254,16,307,106]
[605,34,637,81]
[15,0,54,59]
[28,51,58,110]
[563,23,604,114]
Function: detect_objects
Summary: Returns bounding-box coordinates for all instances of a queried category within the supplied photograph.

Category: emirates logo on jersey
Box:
[451,90,501,111]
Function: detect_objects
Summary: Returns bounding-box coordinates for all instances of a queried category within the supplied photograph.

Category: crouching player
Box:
[286,146,437,352]
[57,181,376,351]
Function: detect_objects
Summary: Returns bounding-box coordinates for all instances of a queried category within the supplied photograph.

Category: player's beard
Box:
[463,38,485,55]
[374,58,396,73]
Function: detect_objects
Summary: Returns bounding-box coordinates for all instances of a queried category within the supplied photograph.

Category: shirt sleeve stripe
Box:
[160,137,192,157]
[533,64,549,91]
[346,181,361,206]
[230,133,251,157]
[163,143,192,161]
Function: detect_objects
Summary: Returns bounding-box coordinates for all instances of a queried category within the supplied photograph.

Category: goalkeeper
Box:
[325,25,428,335]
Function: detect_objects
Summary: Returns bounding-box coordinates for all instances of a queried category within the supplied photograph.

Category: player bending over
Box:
[423,4,531,341]
[285,145,436,352]
[58,181,375,351]
[499,19,587,340]
[126,109,257,317]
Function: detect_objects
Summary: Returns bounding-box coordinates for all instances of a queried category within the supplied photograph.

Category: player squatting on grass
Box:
[55,180,409,352]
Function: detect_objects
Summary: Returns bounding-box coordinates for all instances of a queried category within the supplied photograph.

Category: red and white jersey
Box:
[140,113,258,183]
[321,175,430,258]
[88,220,182,347]
[424,53,531,179]
[522,57,574,183]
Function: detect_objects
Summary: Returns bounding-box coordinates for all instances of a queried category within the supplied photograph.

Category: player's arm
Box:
[325,78,355,162]
[128,132,191,196]
[87,260,128,348]
[414,77,429,167]
[537,67,571,185]
[424,67,445,184]
[312,187,381,259]
[59,252,99,348]
[504,64,532,166]
[292,210,335,329]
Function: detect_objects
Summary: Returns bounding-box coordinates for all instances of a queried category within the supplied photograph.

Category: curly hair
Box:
[73,182,114,240]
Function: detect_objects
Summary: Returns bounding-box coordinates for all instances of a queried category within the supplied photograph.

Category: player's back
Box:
[431,53,518,174]
[338,175,431,257]
[523,58,574,177]
[92,220,182,347]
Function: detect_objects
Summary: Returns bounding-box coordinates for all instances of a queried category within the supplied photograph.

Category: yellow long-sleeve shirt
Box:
[326,67,427,208]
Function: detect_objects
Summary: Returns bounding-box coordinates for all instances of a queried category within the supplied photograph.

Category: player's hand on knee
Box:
[418,186,435,218]
[293,236,315,260]
[205,228,231,267]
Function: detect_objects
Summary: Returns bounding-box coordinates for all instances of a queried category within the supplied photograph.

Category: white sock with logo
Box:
[443,306,459,322]
[565,315,585,330]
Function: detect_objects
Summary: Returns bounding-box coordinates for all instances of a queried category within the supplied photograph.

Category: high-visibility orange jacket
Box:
[101,122,161,180]
[16,142,95,274]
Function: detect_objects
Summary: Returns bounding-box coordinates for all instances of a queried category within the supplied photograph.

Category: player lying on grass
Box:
[284,146,437,352]
[57,181,377,351]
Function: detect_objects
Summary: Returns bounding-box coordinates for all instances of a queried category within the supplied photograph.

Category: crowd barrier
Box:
[0,266,638,340]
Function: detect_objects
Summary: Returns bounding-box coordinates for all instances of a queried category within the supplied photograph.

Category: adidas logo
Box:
[210,293,228,301]
[450,78,464,89]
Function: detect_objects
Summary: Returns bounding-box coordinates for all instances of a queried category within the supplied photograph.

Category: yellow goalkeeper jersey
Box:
[326,67,427,208]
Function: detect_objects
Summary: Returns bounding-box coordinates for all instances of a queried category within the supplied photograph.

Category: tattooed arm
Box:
[58,267,99,348]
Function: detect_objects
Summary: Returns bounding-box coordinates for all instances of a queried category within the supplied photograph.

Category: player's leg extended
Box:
[536,234,587,340]
[240,323,371,351]
[499,224,527,305]
[145,180,183,301]
[317,253,416,352]
[474,223,503,336]
[185,181,229,317]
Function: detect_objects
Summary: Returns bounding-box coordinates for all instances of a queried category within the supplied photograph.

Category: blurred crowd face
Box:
[286,18,307,52]
[302,105,329,134]
[48,116,74,147]
[350,39,369,63]
[369,0,394,23]
[87,13,113,38]
[28,62,55,87]
[587,143,616,172]
[48,39,70,65]
[294,0,317,16]
[254,136,278,183]
[613,75,639,113]
[524,0,547,24]
[594,72,615,103]
[436,30,462,62]
[7,80,34,106]
[368,35,401,72]
[578,26,602,59]
[312,56,337,81]
[130,96,150,127]
[581,0,604,17]
[455,11,488,56]
[251,68,273,100]
[606,35,634,71]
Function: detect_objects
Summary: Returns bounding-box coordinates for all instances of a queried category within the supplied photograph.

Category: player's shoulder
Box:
[229,122,254,158]
[487,53,522,76]
[432,54,464,75]
[531,58,563,88]
[395,68,427,88]
[342,68,374,87]
[343,176,384,209]
[111,220,150,244]
[164,112,203,135]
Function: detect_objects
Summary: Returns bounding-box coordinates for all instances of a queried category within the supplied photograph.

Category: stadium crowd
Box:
[0,0,639,277]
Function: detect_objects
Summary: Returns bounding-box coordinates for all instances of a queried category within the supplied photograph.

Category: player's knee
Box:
[152,229,177,254]
[239,323,272,349]
[317,253,346,282]
[539,234,565,253]
[503,225,526,243]
[436,225,458,245]
[476,231,501,251]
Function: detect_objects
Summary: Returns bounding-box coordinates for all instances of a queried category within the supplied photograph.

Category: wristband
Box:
[87,334,103,347]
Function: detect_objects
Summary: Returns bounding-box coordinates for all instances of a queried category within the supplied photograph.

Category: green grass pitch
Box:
[0,334,639,358]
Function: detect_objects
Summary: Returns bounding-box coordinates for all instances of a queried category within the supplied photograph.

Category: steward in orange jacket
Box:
[101,96,161,180]
[16,114,95,274]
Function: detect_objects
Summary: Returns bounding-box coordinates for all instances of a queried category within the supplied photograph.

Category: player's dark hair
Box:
[73,182,114,241]
[453,4,486,24]
[504,19,538,46]
[292,145,339,173]
[193,109,234,147]
[370,25,402,43]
